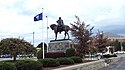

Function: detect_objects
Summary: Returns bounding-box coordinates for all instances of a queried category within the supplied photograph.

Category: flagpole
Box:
[42,8,45,59]
[46,16,49,53]
[33,32,34,47]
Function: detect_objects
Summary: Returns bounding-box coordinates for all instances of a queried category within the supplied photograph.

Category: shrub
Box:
[37,49,43,59]
[57,58,74,65]
[37,51,65,59]
[38,58,60,67]
[70,56,83,63]
[0,62,16,70]
[46,52,65,58]
[103,54,109,58]
[66,48,75,57]
[103,54,117,58]
[15,60,42,70]
[111,54,117,57]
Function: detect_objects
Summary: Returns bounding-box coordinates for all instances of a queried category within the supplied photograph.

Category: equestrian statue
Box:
[50,17,71,40]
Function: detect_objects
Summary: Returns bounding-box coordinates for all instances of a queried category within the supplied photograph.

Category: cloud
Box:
[0,0,125,46]
[93,18,125,36]
[103,25,125,35]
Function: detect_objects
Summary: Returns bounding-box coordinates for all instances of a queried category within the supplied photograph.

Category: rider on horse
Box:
[56,17,64,34]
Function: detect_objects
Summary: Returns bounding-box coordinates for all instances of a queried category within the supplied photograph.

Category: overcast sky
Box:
[0,0,125,47]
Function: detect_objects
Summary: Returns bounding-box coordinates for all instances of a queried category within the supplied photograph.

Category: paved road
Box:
[99,57,125,70]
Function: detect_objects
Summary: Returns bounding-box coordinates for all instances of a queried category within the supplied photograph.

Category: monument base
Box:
[48,39,73,53]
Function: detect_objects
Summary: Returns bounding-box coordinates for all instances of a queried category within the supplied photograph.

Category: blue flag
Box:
[34,13,43,21]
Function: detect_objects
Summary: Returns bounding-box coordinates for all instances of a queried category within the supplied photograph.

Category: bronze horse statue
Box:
[50,24,70,40]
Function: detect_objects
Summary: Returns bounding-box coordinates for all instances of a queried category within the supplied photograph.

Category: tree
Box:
[112,40,125,51]
[94,31,110,53]
[0,38,37,61]
[113,40,121,51]
[36,42,47,59]
[37,42,47,50]
[70,16,94,56]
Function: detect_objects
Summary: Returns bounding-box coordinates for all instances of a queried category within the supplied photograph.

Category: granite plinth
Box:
[48,39,73,52]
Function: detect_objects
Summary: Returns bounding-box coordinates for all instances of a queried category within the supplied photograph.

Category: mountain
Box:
[103,32,124,37]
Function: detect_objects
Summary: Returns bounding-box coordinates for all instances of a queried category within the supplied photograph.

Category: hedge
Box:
[66,48,76,57]
[37,52,65,59]
[57,58,74,65]
[15,60,42,70]
[38,58,60,67]
[103,54,117,58]
[70,56,83,63]
[0,62,16,70]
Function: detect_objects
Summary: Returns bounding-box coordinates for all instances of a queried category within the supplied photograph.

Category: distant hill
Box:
[104,32,124,37]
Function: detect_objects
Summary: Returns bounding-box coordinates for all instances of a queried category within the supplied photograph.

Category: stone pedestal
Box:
[48,39,73,52]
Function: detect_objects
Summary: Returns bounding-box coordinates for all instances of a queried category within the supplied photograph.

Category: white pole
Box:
[46,16,49,53]
[33,32,34,47]
[121,40,123,51]
[42,8,45,59]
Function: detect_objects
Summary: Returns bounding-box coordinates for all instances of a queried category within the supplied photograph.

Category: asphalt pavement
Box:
[99,54,125,70]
